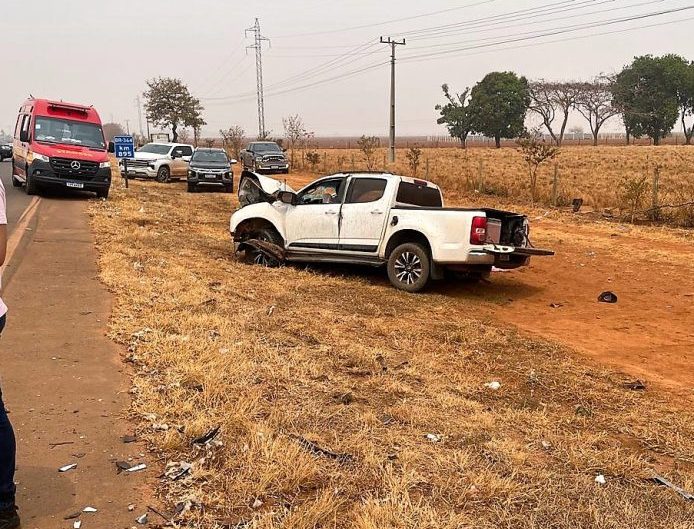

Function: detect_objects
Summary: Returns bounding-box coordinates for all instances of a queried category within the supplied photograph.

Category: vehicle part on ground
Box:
[648,475,694,501]
[289,433,354,463]
[387,242,431,292]
[598,291,618,303]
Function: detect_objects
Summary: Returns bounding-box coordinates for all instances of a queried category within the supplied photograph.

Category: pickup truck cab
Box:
[230,171,553,292]
[120,142,193,182]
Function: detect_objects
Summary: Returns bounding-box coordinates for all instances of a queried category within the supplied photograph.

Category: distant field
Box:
[280,145,694,227]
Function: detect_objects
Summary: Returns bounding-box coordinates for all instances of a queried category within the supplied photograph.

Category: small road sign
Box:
[114,135,135,159]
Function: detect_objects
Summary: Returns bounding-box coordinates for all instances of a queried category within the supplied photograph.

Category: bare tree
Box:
[517,129,560,203]
[102,122,126,142]
[178,128,192,144]
[204,138,215,148]
[406,146,422,176]
[575,77,619,146]
[283,115,310,167]
[529,81,582,146]
[219,126,246,159]
[357,135,379,170]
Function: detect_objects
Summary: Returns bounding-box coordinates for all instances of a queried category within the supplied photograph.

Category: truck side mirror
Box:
[277,191,297,206]
[107,141,115,153]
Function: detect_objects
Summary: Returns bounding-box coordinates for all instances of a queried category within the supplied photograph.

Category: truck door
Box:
[285,177,346,251]
[338,177,390,252]
[13,113,31,180]
[171,146,192,177]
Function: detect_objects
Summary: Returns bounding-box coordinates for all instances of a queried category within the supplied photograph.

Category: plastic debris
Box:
[648,475,694,501]
[425,433,442,443]
[595,474,606,485]
[165,461,192,481]
[192,426,221,446]
[136,513,148,524]
[73,521,82,529]
[128,504,136,512]
[83,506,97,513]
[623,380,646,391]
[59,463,77,472]
[598,291,618,303]
[126,463,147,473]
[484,381,501,390]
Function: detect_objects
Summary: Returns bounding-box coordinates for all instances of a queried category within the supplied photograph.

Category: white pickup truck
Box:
[230,171,553,292]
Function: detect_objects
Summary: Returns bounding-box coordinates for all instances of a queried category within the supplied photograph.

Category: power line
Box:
[271,0,499,38]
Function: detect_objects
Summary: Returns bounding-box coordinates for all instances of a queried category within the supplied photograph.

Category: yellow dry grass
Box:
[290,145,694,226]
[88,174,694,528]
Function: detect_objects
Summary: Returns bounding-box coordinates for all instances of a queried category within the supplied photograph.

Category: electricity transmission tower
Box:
[380,37,406,163]
[246,18,270,139]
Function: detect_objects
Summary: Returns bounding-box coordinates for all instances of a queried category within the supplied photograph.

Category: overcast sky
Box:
[2,0,693,139]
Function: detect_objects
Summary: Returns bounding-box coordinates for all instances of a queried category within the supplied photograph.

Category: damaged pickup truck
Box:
[230,171,553,292]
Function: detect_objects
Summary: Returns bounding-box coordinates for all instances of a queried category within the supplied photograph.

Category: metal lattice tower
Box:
[246,18,270,139]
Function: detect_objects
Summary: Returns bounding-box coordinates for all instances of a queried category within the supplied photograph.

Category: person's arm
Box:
[0,224,6,266]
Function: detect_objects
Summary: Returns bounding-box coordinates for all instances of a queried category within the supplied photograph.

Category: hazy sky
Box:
[2,0,693,138]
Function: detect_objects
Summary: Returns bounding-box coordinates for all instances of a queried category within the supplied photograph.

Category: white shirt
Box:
[0,179,7,317]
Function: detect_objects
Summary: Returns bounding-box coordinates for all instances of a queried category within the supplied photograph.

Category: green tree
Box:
[469,72,530,148]
[612,56,682,146]
[435,84,473,148]
[143,77,205,143]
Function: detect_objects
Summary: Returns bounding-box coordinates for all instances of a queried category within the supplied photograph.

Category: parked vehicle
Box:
[0,143,12,161]
[187,148,236,193]
[11,98,112,198]
[239,142,289,174]
[119,142,193,182]
[230,171,553,292]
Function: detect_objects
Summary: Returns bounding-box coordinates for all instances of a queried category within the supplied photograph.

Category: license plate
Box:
[205,174,216,179]
[499,254,510,261]
[66,182,84,189]
[271,166,279,169]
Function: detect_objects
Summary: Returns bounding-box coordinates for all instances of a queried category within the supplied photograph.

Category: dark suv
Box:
[187,148,235,193]
[0,143,12,161]
[239,142,289,174]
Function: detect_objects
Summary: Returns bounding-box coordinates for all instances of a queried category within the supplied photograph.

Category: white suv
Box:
[120,143,194,182]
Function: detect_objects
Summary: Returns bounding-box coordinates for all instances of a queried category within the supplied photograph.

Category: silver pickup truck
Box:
[230,171,553,292]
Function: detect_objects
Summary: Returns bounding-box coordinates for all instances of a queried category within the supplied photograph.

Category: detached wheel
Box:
[387,243,431,293]
[245,227,283,267]
[156,166,171,183]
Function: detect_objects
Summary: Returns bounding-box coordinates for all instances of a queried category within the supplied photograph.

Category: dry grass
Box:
[88,175,694,528]
[290,145,694,226]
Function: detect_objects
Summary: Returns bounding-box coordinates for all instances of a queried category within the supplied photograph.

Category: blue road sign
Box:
[114,135,135,159]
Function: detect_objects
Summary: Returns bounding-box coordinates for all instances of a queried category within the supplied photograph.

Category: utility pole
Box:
[125,119,130,135]
[135,95,144,137]
[380,36,405,163]
[246,18,270,139]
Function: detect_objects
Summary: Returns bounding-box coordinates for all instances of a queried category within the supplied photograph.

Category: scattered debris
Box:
[128,504,136,512]
[595,474,606,485]
[648,474,694,501]
[165,461,192,481]
[147,505,174,524]
[64,512,81,520]
[72,452,86,459]
[484,381,501,390]
[49,441,75,449]
[82,507,97,513]
[267,305,275,316]
[126,463,147,473]
[136,513,148,524]
[116,461,132,473]
[73,520,82,529]
[598,291,618,303]
[549,302,563,308]
[252,498,263,509]
[192,425,221,446]
[425,433,442,443]
[289,434,354,463]
[59,463,77,472]
[121,434,138,443]
[623,379,647,391]
[152,423,170,431]
[491,266,511,273]
[541,440,551,450]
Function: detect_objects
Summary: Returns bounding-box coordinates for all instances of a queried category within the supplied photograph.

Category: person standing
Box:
[0,177,19,529]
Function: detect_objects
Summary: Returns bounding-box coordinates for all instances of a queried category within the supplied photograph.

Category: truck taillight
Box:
[470,216,487,245]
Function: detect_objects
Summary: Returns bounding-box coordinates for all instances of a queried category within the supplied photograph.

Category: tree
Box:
[575,77,619,146]
[204,138,215,148]
[528,81,582,146]
[102,122,126,142]
[406,146,422,176]
[612,56,682,146]
[357,135,379,170]
[143,77,205,143]
[435,84,473,148]
[517,130,560,203]
[219,126,246,159]
[282,115,310,166]
[469,71,530,148]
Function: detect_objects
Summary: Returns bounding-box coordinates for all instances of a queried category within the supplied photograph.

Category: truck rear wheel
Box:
[387,242,431,293]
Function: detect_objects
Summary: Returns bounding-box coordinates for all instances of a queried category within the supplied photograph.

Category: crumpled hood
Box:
[238,172,295,207]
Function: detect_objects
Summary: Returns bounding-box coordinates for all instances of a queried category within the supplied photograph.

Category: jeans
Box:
[0,313,16,510]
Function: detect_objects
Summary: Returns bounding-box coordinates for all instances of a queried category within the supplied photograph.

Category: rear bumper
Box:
[437,244,553,269]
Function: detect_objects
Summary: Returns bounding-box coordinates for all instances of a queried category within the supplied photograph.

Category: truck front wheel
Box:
[156,166,171,183]
[387,242,430,293]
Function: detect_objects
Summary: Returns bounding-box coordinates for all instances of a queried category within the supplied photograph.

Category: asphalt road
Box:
[0,159,33,234]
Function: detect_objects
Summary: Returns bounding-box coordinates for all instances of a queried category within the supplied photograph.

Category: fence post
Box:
[651,165,660,221]
[552,163,559,206]
[383,153,387,171]
[425,158,430,178]
[351,154,355,172]
[323,152,327,173]
[477,159,484,193]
